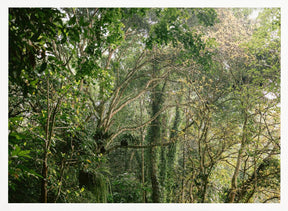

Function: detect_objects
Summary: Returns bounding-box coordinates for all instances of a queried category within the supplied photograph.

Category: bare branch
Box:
[262,196,280,203]
[106,119,195,153]
[107,103,194,147]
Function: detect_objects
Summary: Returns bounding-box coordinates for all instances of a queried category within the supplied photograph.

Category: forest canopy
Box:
[8,8,280,203]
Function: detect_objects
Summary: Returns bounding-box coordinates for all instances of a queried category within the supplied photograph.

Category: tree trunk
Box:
[149,99,162,202]
[141,141,146,203]
[166,102,181,202]
[148,52,165,202]
[140,98,146,203]
[201,175,209,203]
[40,76,60,203]
[228,112,248,203]
[159,145,167,202]
[150,145,161,203]
[41,153,48,203]
[181,141,186,202]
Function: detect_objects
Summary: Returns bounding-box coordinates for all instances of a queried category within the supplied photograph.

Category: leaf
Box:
[18,150,32,159]
[26,169,43,178]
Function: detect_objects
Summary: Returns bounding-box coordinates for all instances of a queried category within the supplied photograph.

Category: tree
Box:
[8,8,280,203]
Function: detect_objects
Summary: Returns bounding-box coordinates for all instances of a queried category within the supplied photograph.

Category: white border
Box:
[1,1,287,211]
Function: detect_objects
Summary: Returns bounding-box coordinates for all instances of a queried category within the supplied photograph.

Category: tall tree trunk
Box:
[166,102,182,202]
[41,152,48,203]
[141,139,146,203]
[181,143,186,203]
[150,145,161,203]
[228,111,248,203]
[159,143,167,202]
[201,175,209,203]
[148,51,165,202]
[149,87,162,202]
[159,112,168,203]
[41,76,61,203]
[140,98,146,203]
[181,107,188,203]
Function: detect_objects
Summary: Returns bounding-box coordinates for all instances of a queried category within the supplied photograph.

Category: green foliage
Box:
[8,8,280,203]
[9,8,64,96]
[109,173,145,203]
[145,8,217,66]
[244,8,280,95]
[195,8,219,26]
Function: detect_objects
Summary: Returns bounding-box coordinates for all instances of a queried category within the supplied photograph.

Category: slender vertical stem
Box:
[181,107,188,203]
[41,76,50,203]
[140,98,146,202]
